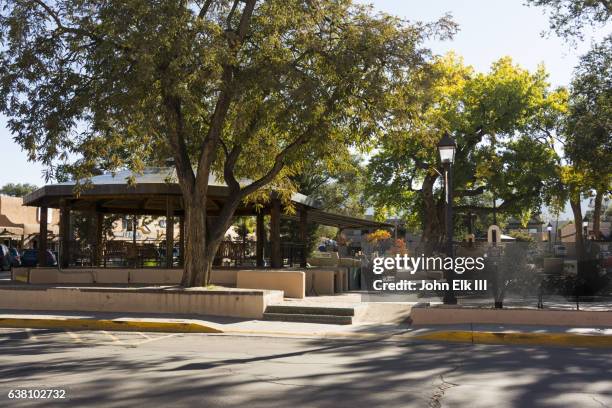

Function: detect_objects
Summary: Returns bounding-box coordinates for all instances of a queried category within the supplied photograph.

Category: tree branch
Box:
[239,131,311,198]
[197,0,214,19]
[31,0,133,55]
[162,93,196,197]
[454,192,532,214]
[196,0,257,190]
[455,185,486,197]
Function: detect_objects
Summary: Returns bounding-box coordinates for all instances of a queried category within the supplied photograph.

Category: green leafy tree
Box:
[546,37,612,269]
[284,151,367,255]
[0,183,38,197]
[564,36,612,239]
[0,0,453,286]
[366,54,563,254]
[526,0,612,40]
[233,217,255,243]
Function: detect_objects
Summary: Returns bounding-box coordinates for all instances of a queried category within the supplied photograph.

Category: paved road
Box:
[0,328,610,408]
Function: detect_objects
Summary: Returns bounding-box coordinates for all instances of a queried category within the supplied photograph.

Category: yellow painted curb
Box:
[0,318,223,334]
[413,330,612,348]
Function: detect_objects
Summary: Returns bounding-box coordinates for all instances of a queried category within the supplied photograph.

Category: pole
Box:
[270,198,281,268]
[492,192,497,225]
[165,197,175,269]
[38,206,48,267]
[443,163,457,304]
[548,229,552,252]
[256,212,265,267]
[132,214,138,267]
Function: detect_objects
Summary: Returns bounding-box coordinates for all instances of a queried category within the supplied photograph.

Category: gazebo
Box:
[23,167,389,270]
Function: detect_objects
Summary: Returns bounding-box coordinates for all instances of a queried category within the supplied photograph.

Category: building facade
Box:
[0,195,60,250]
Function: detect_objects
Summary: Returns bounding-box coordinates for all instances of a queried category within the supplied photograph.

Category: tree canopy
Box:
[0,0,454,285]
[526,0,612,40]
[553,36,612,247]
[365,54,564,253]
[0,183,38,197]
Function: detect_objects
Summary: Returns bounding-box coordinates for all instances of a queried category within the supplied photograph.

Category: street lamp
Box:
[438,133,457,305]
[582,216,589,240]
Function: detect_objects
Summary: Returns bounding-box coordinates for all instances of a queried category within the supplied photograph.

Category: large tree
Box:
[0,0,453,285]
[526,0,611,40]
[548,36,612,260]
[365,54,563,254]
[0,183,38,197]
[564,36,612,239]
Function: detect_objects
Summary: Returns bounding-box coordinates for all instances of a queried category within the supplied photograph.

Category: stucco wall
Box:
[0,285,283,319]
[411,306,612,327]
[18,267,238,286]
[237,270,305,299]
[0,195,60,244]
[16,267,347,298]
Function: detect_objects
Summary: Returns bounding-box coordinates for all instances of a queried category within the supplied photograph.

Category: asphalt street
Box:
[0,328,610,408]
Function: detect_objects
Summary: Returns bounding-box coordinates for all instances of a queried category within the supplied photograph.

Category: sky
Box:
[0,1,609,215]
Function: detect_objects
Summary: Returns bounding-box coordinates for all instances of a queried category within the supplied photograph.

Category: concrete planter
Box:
[410,304,612,327]
[0,284,283,319]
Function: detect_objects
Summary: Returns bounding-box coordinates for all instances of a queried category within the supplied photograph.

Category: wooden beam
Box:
[299,207,308,267]
[256,212,265,267]
[38,206,48,267]
[178,215,185,268]
[165,197,175,269]
[270,198,281,268]
[94,212,104,266]
[59,200,70,268]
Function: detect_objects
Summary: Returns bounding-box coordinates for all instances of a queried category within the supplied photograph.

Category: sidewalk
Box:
[1,309,611,348]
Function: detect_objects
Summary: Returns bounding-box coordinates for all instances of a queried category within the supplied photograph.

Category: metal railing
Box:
[60,239,307,269]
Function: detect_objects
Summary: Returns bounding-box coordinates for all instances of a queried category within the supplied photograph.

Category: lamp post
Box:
[438,133,457,305]
[546,222,553,252]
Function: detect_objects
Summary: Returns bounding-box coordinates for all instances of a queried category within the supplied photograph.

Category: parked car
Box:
[20,249,58,267]
[8,247,21,267]
[0,244,11,271]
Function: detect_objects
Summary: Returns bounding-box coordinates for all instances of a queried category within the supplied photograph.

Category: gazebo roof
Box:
[23,168,390,230]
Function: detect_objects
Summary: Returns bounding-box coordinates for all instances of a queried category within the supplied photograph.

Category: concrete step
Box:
[265,305,355,316]
[262,312,353,325]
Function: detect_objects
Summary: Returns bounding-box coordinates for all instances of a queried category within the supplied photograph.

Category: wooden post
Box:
[165,197,175,268]
[270,198,281,268]
[38,206,48,267]
[178,215,184,268]
[59,201,70,268]
[94,212,104,266]
[132,214,138,267]
[256,212,265,267]
[299,207,308,267]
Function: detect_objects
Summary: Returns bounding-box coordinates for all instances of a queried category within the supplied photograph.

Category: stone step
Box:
[262,312,353,325]
[265,305,356,316]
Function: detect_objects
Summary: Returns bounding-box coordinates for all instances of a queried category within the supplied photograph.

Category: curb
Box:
[222,329,392,340]
[412,330,612,348]
[0,318,223,334]
[2,318,611,348]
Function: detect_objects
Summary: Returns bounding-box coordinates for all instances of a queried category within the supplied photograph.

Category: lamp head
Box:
[437,133,457,164]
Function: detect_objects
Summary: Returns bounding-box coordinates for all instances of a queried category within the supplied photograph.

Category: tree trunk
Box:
[592,189,603,239]
[200,197,243,286]
[420,173,445,255]
[569,192,584,264]
[181,200,208,287]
